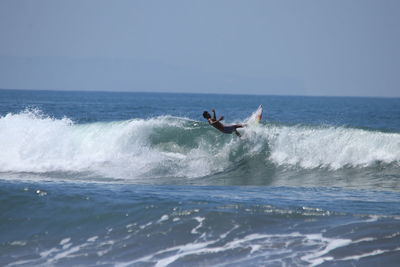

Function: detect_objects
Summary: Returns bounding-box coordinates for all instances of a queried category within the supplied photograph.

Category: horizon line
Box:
[0,87,399,100]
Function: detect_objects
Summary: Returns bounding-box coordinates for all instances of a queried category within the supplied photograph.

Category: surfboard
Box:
[246,105,263,125]
[255,104,263,123]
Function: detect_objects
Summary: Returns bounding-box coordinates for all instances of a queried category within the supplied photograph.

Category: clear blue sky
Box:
[0,0,399,97]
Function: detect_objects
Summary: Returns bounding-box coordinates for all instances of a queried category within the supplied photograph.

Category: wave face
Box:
[1,109,399,186]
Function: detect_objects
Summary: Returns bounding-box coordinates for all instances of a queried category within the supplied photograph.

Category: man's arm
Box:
[209,116,224,124]
[212,109,217,120]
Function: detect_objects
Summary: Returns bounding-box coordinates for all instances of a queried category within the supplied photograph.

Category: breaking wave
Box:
[0,109,399,182]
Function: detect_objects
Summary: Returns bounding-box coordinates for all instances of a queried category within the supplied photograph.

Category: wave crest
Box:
[0,110,399,181]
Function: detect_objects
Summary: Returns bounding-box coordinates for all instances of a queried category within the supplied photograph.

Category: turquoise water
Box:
[1,89,400,266]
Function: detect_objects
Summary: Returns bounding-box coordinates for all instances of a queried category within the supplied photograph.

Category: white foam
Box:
[191,217,205,234]
[157,214,169,223]
[0,110,234,180]
[10,240,27,246]
[220,224,239,239]
[339,247,400,261]
[87,236,98,242]
[117,231,335,267]
[59,238,71,246]
[52,245,82,261]
[1,109,399,183]
[39,247,59,258]
[264,125,400,169]
[301,234,352,266]
[139,222,153,229]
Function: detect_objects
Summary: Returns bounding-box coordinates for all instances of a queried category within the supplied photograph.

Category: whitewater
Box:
[1,108,399,189]
[1,90,400,266]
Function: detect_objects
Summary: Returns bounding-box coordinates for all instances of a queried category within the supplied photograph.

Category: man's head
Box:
[203,111,211,119]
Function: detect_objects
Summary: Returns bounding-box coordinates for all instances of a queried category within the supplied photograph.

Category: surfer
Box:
[203,109,244,137]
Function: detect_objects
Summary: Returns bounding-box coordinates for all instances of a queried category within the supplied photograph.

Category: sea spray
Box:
[0,109,399,182]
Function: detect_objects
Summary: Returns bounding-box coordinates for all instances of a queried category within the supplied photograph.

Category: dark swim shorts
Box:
[222,125,236,134]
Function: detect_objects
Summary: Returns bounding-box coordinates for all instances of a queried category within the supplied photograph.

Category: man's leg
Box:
[234,129,241,137]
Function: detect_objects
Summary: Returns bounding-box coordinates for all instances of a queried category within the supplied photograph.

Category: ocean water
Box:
[1,89,400,266]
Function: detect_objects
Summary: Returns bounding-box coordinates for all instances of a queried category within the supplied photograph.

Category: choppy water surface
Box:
[1,89,399,266]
